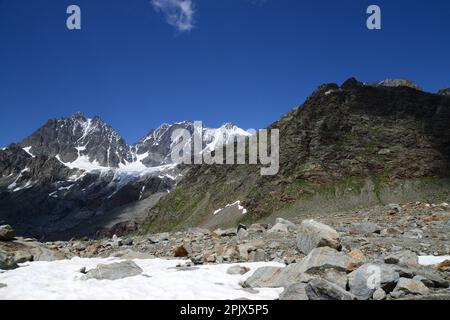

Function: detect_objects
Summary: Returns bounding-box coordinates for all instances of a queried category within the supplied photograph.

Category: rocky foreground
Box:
[1,201,450,300]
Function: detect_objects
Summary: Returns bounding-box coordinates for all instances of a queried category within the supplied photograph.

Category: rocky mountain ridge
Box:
[146,77,450,233]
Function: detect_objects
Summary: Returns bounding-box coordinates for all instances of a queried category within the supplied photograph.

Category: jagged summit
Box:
[13,114,251,171]
[313,77,425,97]
[376,78,422,91]
[19,113,132,168]
[70,111,86,120]
[315,77,425,94]
[135,121,251,166]
[341,77,364,90]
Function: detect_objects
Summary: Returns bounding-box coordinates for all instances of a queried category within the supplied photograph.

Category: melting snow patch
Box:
[58,155,107,172]
[7,170,28,191]
[0,257,284,300]
[13,180,32,192]
[213,201,248,215]
[22,147,36,158]
[418,256,450,266]
[48,191,58,198]
[56,153,177,179]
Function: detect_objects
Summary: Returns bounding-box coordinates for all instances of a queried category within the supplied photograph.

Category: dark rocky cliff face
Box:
[146,78,450,231]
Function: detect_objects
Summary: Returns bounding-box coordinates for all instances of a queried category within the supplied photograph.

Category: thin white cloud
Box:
[151,0,195,32]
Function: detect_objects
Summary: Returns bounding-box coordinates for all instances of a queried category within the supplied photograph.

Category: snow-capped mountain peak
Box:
[134,121,251,166]
[20,113,133,168]
[16,115,251,174]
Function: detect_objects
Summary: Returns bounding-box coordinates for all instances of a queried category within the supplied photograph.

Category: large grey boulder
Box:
[297,220,341,254]
[279,283,309,300]
[348,263,400,300]
[273,247,357,287]
[391,265,449,288]
[227,265,250,275]
[0,251,18,270]
[242,266,283,288]
[243,247,358,289]
[262,263,314,288]
[305,279,357,300]
[321,269,348,289]
[384,250,419,266]
[84,260,143,281]
[299,247,360,273]
[12,251,33,264]
[393,278,430,296]
[0,225,15,241]
[0,238,66,270]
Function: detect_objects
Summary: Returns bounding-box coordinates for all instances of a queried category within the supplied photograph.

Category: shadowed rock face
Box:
[0,164,175,241]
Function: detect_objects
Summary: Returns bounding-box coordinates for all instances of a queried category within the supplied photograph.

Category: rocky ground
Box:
[1,201,450,300]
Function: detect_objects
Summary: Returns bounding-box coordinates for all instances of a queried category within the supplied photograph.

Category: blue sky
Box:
[1,0,450,146]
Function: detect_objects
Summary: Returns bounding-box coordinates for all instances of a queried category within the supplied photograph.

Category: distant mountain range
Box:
[0,114,250,240]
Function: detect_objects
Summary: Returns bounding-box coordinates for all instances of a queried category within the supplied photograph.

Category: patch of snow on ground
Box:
[0,257,284,300]
[213,201,248,215]
[418,256,450,266]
